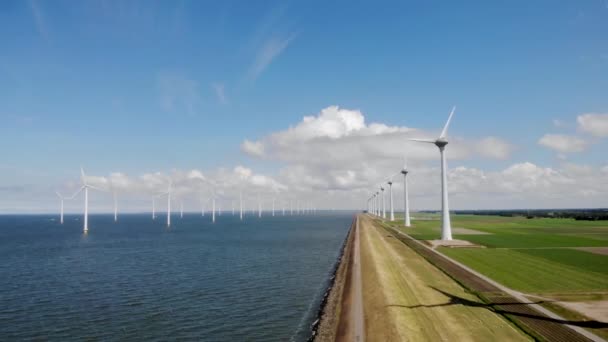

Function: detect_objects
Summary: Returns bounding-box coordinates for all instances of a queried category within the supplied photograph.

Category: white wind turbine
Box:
[258,194,262,218]
[381,186,386,219]
[401,157,411,227]
[212,196,216,223]
[180,200,184,219]
[272,198,275,217]
[239,191,243,221]
[409,106,456,240]
[55,190,78,224]
[74,167,104,233]
[162,180,173,228]
[386,171,401,222]
[152,195,157,220]
[110,180,118,223]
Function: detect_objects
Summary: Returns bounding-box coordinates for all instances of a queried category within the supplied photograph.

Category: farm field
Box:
[383,213,608,334]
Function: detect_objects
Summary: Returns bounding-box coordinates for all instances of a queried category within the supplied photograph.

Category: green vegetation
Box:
[439,248,608,293]
[381,213,608,294]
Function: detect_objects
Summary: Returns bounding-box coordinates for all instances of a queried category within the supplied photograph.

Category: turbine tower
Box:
[272,198,275,217]
[409,107,456,240]
[239,191,243,221]
[258,195,262,218]
[111,183,118,222]
[55,191,66,224]
[388,178,395,222]
[163,180,173,227]
[381,186,386,219]
[75,167,103,233]
[152,196,156,220]
[212,197,216,223]
[180,201,183,219]
[401,158,411,227]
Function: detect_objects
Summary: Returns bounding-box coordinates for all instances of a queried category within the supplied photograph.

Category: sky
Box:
[1,0,607,213]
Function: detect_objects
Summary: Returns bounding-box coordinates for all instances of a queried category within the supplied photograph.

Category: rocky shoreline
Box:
[309,216,356,342]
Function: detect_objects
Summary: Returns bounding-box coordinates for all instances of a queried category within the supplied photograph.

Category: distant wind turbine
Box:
[409,107,456,240]
[381,186,386,219]
[163,180,173,227]
[110,181,118,223]
[74,167,104,233]
[55,191,70,224]
[401,157,411,227]
[239,191,243,221]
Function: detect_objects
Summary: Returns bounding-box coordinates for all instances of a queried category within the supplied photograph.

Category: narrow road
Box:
[351,217,365,342]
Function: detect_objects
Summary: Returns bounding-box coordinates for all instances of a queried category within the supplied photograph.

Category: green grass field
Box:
[382,213,608,295]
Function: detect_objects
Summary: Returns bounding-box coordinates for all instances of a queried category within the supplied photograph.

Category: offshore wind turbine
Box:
[239,191,243,221]
[110,182,118,222]
[212,196,216,223]
[409,106,456,240]
[55,191,67,224]
[75,167,103,233]
[400,157,411,227]
[272,198,275,217]
[152,196,156,220]
[258,195,262,218]
[163,180,173,227]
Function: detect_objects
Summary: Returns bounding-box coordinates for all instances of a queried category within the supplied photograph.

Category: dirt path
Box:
[357,214,529,341]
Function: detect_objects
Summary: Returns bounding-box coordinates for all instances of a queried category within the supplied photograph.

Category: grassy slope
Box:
[359,215,530,341]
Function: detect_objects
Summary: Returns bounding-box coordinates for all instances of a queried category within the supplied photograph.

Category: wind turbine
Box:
[409,106,456,240]
[163,180,173,227]
[212,196,216,223]
[239,191,243,221]
[381,186,386,219]
[387,172,400,222]
[258,195,262,218]
[152,196,156,220]
[272,198,275,217]
[110,181,118,223]
[180,201,184,219]
[400,157,411,227]
[75,167,103,233]
[55,191,67,224]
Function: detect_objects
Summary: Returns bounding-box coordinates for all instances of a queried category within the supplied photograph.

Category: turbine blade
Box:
[69,186,85,199]
[408,138,436,144]
[55,191,63,199]
[80,166,87,185]
[439,106,456,139]
[88,185,105,192]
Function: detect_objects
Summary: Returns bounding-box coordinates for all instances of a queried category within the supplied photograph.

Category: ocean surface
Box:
[0,212,353,341]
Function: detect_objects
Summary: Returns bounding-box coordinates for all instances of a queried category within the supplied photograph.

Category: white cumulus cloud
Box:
[577,113,608,137]
[538,134,588,153]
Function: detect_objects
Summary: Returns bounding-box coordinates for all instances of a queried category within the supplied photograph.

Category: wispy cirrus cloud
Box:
[27,0,50,42]
[248,33,297,80]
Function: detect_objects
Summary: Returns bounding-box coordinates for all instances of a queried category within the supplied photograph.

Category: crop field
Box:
[385,213,608,294]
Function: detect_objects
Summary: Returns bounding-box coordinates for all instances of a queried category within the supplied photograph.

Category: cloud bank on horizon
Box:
[4,105,604,214]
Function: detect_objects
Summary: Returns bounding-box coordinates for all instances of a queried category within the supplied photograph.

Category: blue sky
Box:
[1,0,607,212]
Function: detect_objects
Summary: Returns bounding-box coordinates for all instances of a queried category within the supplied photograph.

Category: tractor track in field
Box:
[380,219,605,342]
